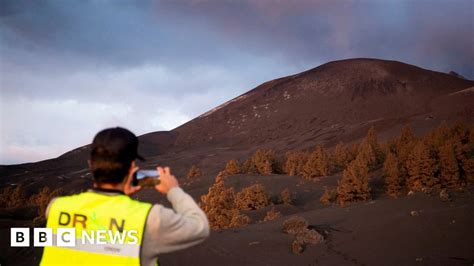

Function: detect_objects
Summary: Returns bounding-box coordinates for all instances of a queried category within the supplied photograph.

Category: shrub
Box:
[187,165,202,179]
[252,149,277,175]
[302,145,330,180]
[228,213,251,228]
[200,178,250,229]
[263,207,281,222]
[280,188,292,205]
[282,216,308,235]
[295,228,324,245]
[337,155,371,206]
[235,183,269,210]
[291,239,305,254]
[223,159,241,175]
[320,187,337,204]
[282,216,323,254]
[283,151,308,176]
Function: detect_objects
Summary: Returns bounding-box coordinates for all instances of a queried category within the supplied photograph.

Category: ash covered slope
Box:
[1,58,473,190]
[173,58,473,150]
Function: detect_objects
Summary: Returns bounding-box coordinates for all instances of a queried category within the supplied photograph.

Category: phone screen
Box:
[133,170,160,186]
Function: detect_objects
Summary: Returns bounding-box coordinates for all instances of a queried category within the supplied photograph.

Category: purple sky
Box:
[0,0,473,164]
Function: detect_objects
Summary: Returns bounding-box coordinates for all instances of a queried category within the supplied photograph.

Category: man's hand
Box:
[155,166,179,195]
[124,165,142,196]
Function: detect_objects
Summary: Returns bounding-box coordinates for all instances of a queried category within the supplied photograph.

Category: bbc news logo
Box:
[11,228,139,247]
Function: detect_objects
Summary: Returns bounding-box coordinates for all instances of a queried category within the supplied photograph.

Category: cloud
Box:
[0,61,296,164]
[0,0,472,164]
[158,0,474,77]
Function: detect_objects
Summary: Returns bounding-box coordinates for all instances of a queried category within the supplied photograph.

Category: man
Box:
[40,127,210,265]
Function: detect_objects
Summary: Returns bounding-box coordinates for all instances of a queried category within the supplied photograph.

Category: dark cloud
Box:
[2,0,471,76]
[158,0,474,78]
[1,0,473,164]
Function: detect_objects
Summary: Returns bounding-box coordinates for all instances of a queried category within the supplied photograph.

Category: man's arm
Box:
[142,187,210,256]
[141,166,210,261]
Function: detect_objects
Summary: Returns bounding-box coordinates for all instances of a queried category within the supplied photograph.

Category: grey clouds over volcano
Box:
[0,0,473,164]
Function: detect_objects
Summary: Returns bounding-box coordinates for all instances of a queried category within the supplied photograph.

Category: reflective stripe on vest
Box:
[40,191,152,265]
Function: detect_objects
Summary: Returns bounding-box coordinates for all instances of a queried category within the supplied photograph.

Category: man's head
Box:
[89,127,144,185]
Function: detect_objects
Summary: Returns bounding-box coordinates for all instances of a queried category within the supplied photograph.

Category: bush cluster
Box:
[283,151,308,176]
[383,123,473,196]
[242,149,277,175]
[200,178,250,230]
[29,186,64,224]
[282,216,324,254]
[322,123,473,206]
[0,184,26,208]
[0,184,64,224]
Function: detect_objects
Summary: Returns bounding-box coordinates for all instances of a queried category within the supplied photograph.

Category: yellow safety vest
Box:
[40,191,152,266]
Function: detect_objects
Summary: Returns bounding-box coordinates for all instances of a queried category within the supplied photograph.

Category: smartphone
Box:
[133,170,160,187]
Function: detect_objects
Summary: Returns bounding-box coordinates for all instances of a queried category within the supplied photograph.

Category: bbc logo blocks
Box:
[11,228,75,247]
[33,228,53,247]
[11,228,29,247]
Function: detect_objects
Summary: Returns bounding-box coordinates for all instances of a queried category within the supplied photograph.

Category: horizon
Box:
[1,0,473,164]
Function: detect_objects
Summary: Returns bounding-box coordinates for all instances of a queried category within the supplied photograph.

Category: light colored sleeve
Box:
[44,198,57,217]
[141,187,210,257]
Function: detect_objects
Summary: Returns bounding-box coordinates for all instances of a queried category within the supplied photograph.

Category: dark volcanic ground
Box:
[1,58,474,265]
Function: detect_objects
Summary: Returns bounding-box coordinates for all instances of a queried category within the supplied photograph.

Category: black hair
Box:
[89,127,142,184]
[90,158,132,184]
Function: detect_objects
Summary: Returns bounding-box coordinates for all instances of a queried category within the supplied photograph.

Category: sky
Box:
[0,0,473,165]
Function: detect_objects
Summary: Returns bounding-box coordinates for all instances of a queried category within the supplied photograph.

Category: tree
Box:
[348,143,360,160]
[302,145,330,179]
[406,141,439,192]
[336,155,371,206]
[396,125,417,183]
[358,141,377,171]
[359,126,383,169]
[332,143,352,172]
[383,152,403,197]
[242,158,257,174]
[398,124,416,147]
[438,141,461,188]
[245,149,276,175]
[283,151,308,176]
